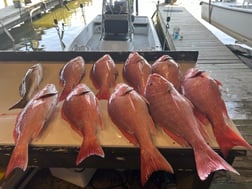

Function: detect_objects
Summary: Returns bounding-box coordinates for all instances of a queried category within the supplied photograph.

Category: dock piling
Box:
[0,22,15,50]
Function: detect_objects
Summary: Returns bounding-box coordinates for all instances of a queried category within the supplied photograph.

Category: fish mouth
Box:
[162,55,173,61]
[39,92,58,100]
[124,88,133,95]
[36,84,58,100]
[191,70,205,78]
[145,74,174,96]
[77,91,90,96]
[120,86,134,96]
[183,68,206,80]
[113,83,134,97]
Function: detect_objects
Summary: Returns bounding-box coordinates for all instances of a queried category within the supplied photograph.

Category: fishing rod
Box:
[80,3,86,25]
[51,0,75,51]
[53,18,66,50]
[151,0,159,20]
[63,0,70,11]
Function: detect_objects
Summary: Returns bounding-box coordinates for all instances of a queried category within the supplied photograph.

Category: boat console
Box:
[101,0,133,41]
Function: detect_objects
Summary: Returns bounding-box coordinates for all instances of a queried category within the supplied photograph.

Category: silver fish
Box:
[9,64,43,110]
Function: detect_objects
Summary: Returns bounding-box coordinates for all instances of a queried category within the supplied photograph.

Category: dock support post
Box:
[0,22,15,50]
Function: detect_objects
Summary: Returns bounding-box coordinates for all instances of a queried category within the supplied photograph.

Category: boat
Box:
[67,0,162,51]
[200,0,252,47]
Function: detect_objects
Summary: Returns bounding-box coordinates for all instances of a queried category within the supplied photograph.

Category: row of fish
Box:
[5,52,252,186]
[5,55,118,179]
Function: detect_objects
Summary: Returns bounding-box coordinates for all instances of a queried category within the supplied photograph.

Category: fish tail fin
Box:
[76,138,104,165]
[5,144,28,178]
[140,146,174,186]
[194,145,239,181]
[9,99,27,110]
[96,89,111,100]
[214,121,252,158]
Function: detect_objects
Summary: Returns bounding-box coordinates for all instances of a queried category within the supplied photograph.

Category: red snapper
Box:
[90,54,118,99]
[152,55,182,92]
[59,56,85,101]
[62,83,104,165]
[123,52,151,95]
[5,84,58,178]
[182,68,252,157]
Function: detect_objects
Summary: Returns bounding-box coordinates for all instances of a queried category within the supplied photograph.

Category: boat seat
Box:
[104,19,129,40]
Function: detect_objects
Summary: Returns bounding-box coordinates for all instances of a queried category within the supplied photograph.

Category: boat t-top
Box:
[67,0,162,51]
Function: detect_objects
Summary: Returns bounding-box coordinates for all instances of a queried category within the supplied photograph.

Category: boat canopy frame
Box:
[101,0,134,41]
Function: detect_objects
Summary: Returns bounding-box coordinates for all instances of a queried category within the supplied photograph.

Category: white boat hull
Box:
[67,15,162,51]
[201,1,252,47]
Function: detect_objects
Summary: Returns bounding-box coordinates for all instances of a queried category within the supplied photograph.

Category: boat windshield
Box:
[101,0,134,40]
[103,0,133,15]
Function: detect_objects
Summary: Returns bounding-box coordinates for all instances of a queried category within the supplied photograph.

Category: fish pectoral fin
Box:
[148,118,157,136]
[197,120,213,145]
[97,113,104,130]
[32,122,46,139]
[194,111,212,144]
[118,127,138,146]
[193,108,210,126]
[162,127,189,147]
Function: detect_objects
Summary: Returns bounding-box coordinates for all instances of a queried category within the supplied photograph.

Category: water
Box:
[0,0,102,51]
